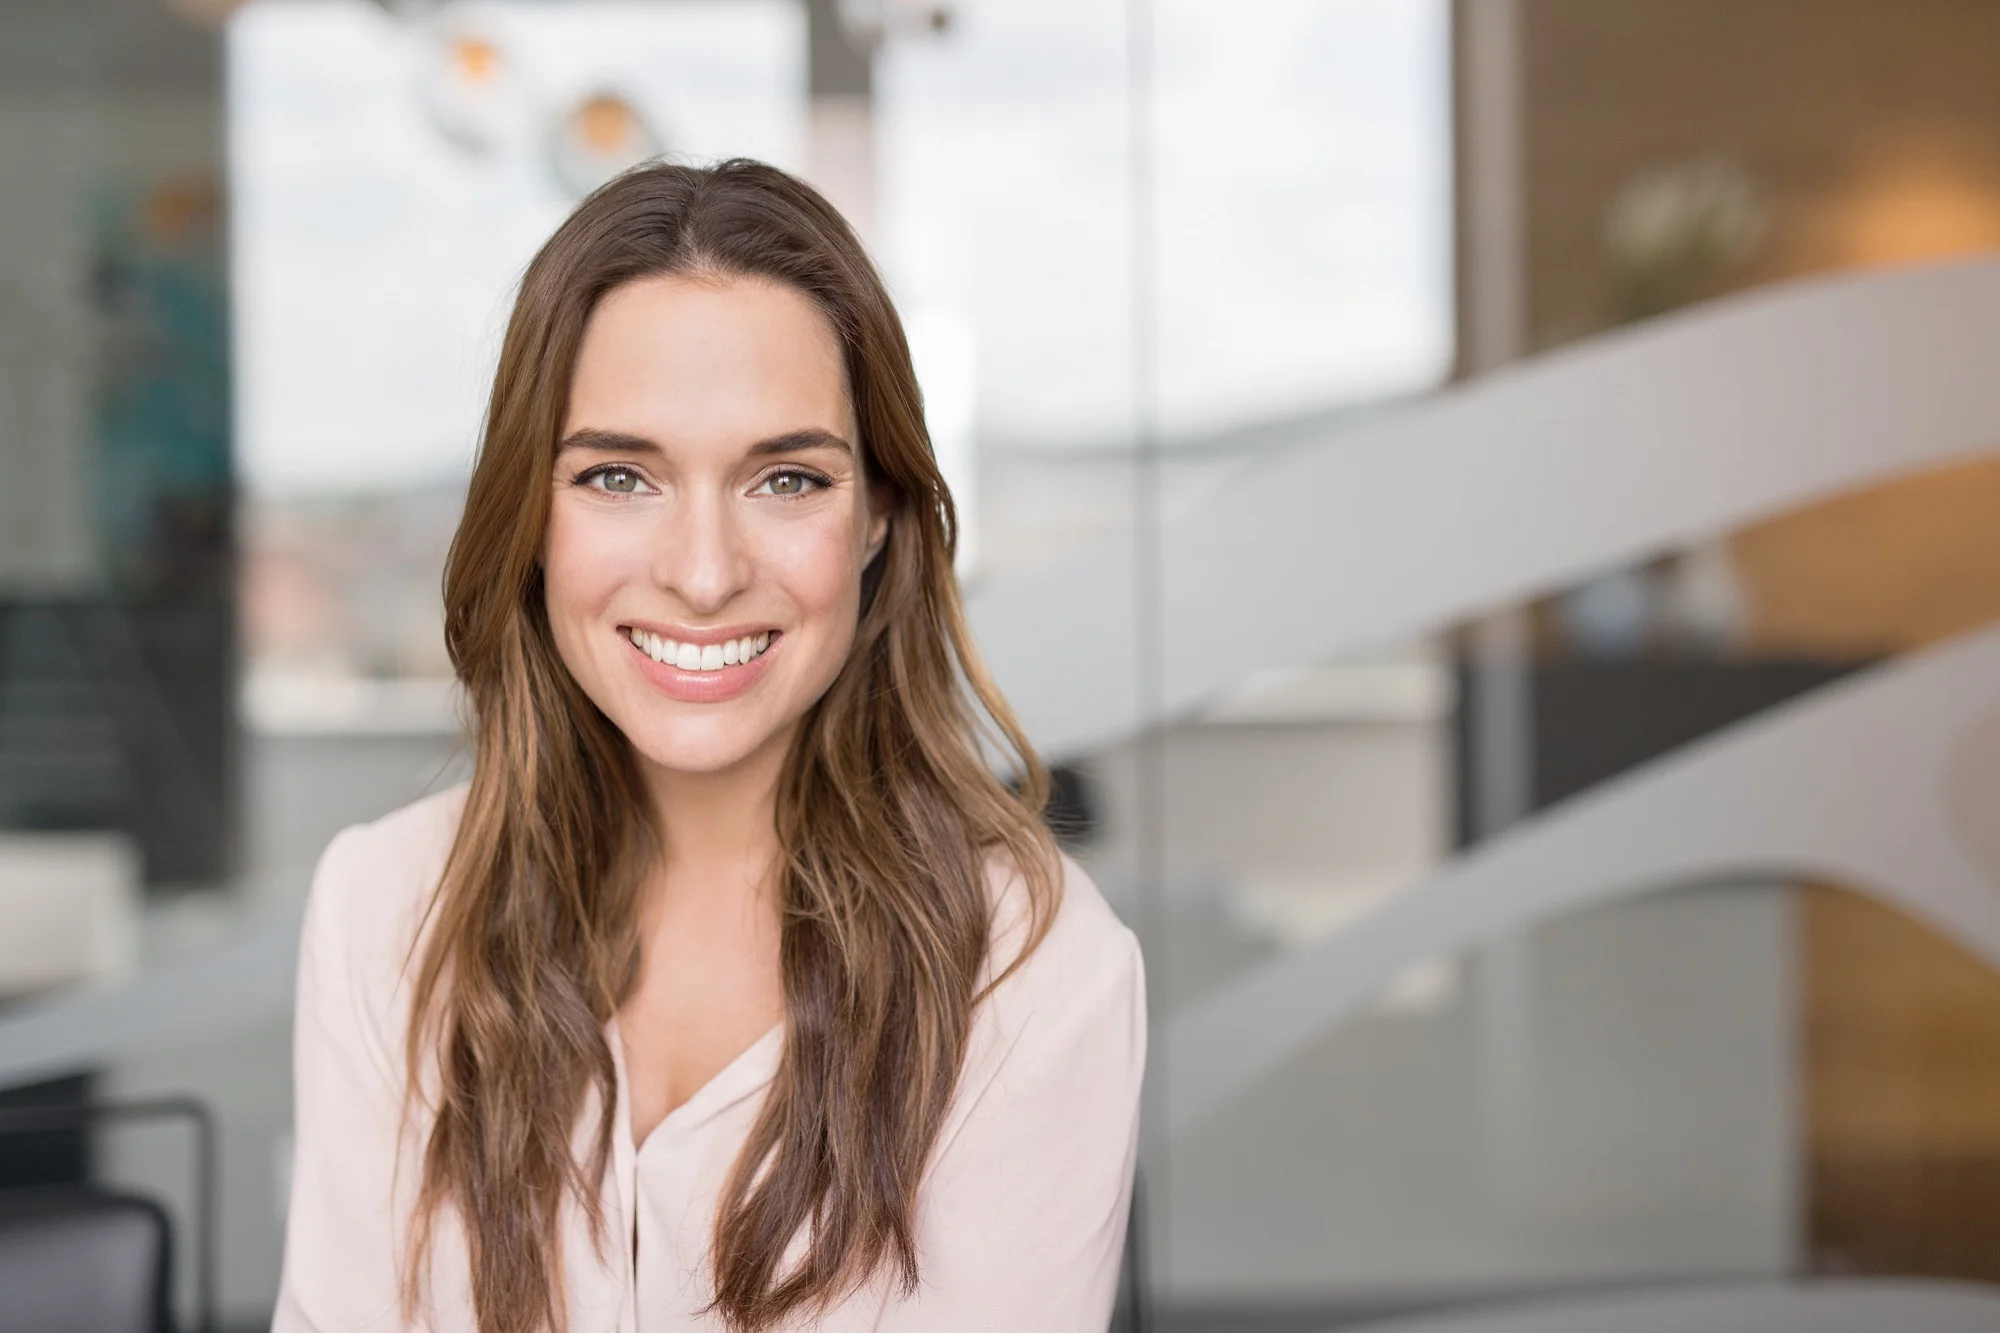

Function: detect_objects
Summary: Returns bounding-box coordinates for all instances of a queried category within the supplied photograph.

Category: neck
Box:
[638,727,792,909]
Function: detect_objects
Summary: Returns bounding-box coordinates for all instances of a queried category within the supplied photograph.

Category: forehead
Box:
[564,273,855,453]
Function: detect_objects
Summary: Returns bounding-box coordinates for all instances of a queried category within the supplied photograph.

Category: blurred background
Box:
[3,1,2000,1329]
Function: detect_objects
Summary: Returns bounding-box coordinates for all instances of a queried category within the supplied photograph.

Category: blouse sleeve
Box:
[273,824,435,1332]
[872,869,1148,1333]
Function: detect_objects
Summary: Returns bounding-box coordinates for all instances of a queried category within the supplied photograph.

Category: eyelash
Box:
[569,464,833,498]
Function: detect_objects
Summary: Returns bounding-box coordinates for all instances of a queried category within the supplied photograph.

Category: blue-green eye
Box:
[580,464,645,494]
[755,469,828,498]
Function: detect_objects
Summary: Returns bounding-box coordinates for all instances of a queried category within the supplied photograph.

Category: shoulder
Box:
[307,781,469,931]
[923,848,1146,1169]
[299,782,471,1021]
[977,845,1146,1047]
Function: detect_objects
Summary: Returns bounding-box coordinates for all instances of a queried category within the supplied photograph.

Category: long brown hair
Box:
[409,159,1060,1332]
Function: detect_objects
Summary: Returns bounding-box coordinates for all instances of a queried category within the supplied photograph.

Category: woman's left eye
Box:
[754,469,828,498]
[578,464,648,494]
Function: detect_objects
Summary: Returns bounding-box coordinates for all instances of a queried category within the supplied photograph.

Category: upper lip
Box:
[619,620,779,646]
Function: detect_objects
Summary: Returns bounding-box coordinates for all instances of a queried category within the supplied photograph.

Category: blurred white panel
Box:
[875,0,1132,449]
[877,0,1451,450]
[239,668,461,736]
[229,0,806,497]
[1151,0,1453,435]
[0,832,140,995]
[904,305,978,567]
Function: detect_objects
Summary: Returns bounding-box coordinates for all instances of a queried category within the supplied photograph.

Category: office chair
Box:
[0,1096,215,1333]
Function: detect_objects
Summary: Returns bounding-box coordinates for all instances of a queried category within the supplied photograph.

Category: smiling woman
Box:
[271,159,1145,1333]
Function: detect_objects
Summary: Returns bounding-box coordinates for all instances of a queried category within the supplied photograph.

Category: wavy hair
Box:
[407,159,1060,1332]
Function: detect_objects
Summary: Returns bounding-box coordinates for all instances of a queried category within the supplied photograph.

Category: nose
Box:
[650,482,750,615]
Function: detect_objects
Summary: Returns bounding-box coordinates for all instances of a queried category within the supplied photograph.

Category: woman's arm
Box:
[273,824,438,1332]
[872,870,1148,1332]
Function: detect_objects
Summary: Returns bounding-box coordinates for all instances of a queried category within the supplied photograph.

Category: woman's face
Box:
[543,272,887,779]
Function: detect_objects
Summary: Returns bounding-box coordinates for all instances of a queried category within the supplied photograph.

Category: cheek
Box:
[771,511,866,623]
[543,502,636,633]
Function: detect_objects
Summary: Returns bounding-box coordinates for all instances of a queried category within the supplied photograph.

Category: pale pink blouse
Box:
[273,784,1146,1332]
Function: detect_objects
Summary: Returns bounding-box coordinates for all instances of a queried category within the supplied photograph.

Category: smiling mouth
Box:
[623,626,775,672]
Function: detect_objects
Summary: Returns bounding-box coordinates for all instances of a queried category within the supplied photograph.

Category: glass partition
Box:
[1164,883,1799,1318]
[6,2,2000,1329]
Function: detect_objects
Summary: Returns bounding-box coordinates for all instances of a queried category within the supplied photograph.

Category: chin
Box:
[623,711,787,778]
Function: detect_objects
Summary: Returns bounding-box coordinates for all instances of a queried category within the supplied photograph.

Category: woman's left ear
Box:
[864,481,892,565]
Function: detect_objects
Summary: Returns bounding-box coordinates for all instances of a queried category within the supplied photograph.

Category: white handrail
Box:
[1164,622,2000,1141]
[970,258,2000,759]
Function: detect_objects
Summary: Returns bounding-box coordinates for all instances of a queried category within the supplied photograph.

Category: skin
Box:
[543,272,889,1146]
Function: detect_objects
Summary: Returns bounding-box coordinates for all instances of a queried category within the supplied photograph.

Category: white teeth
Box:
[628,628,774,672]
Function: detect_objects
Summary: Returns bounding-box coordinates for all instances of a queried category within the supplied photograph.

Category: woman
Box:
[274,159,1145,1332]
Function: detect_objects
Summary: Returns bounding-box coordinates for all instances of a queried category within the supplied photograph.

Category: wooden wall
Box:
[1522,0,2000,349]
[1514,0,2000,1279]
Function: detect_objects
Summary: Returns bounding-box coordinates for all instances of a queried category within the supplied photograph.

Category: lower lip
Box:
[623,631,779,704]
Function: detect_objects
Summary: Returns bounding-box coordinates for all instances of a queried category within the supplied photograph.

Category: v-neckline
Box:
[606,1013,786,1159]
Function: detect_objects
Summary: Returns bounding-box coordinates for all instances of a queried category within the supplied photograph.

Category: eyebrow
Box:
[556,426,854,459]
